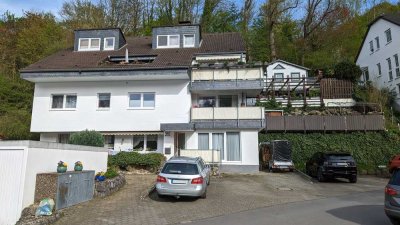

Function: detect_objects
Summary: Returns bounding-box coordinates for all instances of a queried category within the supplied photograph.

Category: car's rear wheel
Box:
[157,193,165,199]
[390,217,400,225]
[349,176,357,183]
[317,168,325,182]
[201,190,207,199]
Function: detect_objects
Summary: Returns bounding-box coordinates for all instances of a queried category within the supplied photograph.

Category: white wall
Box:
[184,130,259,166]
[356,19,400,94]
[31,79,191,132]
[266,61,308,79]
[0,141,108,225]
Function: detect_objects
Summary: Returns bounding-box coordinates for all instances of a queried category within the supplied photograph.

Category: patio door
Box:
[226,132,241,161]
[212,133,224,161]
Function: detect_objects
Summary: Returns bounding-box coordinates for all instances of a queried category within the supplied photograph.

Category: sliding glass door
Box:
[226,132,241,161]
[212,133,224,160]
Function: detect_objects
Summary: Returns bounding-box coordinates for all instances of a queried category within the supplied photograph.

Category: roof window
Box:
[78,38,101,51]
[157,35,180,48]
[104,37,115,51]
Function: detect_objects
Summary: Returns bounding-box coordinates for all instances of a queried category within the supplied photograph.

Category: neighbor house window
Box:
[183,34,195,47]
[98,93,111,108]
[51,94,77,109]
[387,58,393,80]
[291,73,300,82]
[104,37,115,50]
[377,63,381,76]
[78,38,101,51]
[128,93,155,109]
[395,54,400,78]
[104,135,115,149]
[198,133,209,150]
[385,29,392,43]
[369,41,374,53]
[218,95,238,107]
[198,96,216,107]
[274,73,284,82]
[375,37,380,49]
[132,135,158,151]
[157,35,180,48]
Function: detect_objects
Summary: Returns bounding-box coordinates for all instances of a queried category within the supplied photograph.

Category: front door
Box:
[174,133,185,156]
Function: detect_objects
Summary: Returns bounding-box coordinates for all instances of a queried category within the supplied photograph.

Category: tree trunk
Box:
[269,25,277,61]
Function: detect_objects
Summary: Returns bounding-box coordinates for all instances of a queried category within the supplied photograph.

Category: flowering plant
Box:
[96,171,105,177]
[75,161,83,166]
[58,161,67,167]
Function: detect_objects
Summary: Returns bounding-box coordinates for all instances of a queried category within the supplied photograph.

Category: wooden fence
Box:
[320,79,353,99]
[265,115,385,132]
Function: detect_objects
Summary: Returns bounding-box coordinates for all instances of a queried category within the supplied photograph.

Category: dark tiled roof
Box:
[21,32,245,72]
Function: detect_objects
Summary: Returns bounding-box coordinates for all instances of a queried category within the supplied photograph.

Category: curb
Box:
[294,169,314,184]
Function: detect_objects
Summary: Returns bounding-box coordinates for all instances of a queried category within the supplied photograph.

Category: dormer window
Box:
[104,37,115,50]
[183,34,195,48]
[78,38,100,51]
[157,35,179,48]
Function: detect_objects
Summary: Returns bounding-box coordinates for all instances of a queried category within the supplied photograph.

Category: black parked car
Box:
[305,152,357,183]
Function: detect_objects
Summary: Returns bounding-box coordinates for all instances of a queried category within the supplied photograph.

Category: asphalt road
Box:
[187,190,392,225]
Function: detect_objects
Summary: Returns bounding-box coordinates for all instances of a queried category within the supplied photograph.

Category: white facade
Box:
[266,60,309,80]
[356,18,400,101]
[0,141,107,225]
[32,79,190,132]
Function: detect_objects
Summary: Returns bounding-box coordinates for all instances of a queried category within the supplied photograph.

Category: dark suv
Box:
[385,168,400,225]
[306,152,357,183]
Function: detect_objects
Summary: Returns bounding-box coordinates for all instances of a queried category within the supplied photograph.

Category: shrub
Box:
[68,129,104,147]
[333,60,362,82]
[259,132,400,172]
[256,99,282,109]
[104,167,118,179]
[108,151,166,172]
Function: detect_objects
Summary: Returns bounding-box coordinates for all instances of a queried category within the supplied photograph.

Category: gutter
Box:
[20,66,189,74]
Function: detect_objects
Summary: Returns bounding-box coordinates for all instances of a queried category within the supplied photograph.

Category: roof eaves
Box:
[20,66,189,74]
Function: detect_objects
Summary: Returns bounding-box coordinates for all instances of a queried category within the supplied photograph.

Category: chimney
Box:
[125,49,129,63]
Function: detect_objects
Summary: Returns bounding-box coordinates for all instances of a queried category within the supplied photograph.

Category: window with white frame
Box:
[78,38,101,51]
[385,29,392,43]
[375,37,380,49]
[104,37,115,50]
[157,35,180,48]
[98,93,111,108]
[369,41,374,53]
[395,54,400,78]
[198,132,241,161]
[132,135,158,151]
[51,94,77,109]
[387,58,393,80]
[128,93,155,109]
[183,34,195,47]
[377,63,381,76]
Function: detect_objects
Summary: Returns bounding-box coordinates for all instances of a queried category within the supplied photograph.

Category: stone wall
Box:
[94,174,126,198]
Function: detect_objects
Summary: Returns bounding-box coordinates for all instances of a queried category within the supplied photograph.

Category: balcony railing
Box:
[191,107,265,120]
[191,67,263,81]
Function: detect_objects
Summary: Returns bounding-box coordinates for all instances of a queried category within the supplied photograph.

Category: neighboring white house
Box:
[21,24,265,173]
[356,13,400,107]
[266,59,310,81]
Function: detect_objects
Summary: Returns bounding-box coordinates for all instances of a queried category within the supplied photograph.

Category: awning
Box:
[101,132,164,136]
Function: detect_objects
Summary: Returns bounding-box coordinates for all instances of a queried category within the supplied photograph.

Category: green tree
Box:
[333,60,362,82]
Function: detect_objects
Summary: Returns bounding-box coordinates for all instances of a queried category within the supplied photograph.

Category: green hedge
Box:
[259,132,400,171]
[68,130,104,147]
[108,151,166,172]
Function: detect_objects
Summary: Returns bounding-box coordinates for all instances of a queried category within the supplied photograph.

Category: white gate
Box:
[0,149,25,225]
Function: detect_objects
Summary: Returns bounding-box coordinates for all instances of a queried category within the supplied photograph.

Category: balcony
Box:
[191,107,265,129]
[190,67,264,91]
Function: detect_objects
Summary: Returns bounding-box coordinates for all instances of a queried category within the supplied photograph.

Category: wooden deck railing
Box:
[265,115,385,132]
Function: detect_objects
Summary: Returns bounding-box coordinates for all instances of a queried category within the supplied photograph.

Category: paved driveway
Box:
[55,172,388,225]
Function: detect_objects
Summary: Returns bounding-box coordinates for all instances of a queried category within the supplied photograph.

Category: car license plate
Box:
[172,179,187,184]
[336,162,348,166]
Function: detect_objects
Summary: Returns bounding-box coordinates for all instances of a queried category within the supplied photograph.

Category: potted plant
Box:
[57,161,67,173]
[95,172,106,181]
[74,161,83,171]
